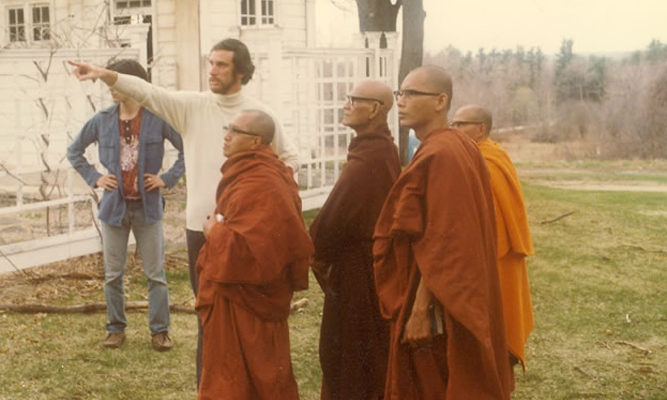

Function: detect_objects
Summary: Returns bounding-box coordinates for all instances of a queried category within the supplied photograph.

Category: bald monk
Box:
[373,66,514,399]
[310,80,400,400]
[451,105,534,370]
[195,109,313,400]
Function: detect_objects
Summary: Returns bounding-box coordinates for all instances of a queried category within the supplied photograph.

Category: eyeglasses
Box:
[121,120,133,144]
[346,95,384,107]
[393,89,442,101]
[223,124,262,137]
[450,121,485,128]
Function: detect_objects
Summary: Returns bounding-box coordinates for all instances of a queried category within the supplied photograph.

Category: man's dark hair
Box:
[211,38,255,85]
[106,59,149,82]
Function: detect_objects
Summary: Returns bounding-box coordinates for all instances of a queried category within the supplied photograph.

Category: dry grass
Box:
[1,163,667,399]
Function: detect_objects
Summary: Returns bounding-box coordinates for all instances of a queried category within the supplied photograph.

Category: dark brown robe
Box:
[195,147,313,400]
[373,128,514,400]
[310,126,401,400]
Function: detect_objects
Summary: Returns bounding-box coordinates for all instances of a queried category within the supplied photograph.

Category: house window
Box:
[114,0,152,21]
[112,1,154,80]
[116,0,152,8]
[7,4,50,43]
[240,0,274,26]
[8,7,26,42]
[32,5,50,41]
[261,0,274,24]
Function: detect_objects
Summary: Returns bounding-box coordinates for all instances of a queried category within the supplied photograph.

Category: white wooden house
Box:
[0,0,398,272]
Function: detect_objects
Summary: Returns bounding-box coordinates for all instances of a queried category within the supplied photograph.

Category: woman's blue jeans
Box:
[101,201,170,334]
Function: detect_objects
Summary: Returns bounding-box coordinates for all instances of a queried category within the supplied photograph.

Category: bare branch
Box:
[0,299,310,315]
[86,95,97,112]
[0,163,27,185]
[36,97,49,119]
[616,340,652,355]
[539,211,575,224]
[0,248,32,278]
[0,301,196,315]
[617,243,667,254]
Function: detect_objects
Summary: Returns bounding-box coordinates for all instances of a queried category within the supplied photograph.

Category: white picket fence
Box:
[0,45,397,274]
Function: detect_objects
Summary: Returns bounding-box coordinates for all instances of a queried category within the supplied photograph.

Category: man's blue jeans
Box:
[101,201,170,334]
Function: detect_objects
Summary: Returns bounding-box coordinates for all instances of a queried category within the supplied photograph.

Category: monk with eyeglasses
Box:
[373,66,514,399]
[310,80,400,400]
[452,105,534,373]
[195,109,313,400]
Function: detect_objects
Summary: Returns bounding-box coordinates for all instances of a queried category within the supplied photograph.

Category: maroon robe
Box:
[310,126,401,399]
[373,128,514,399]
[195,147,313,400]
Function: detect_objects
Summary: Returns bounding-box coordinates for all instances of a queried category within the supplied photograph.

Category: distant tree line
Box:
[426,39,667,159]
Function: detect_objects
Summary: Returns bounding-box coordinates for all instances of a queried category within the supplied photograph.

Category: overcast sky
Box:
[317,0,667,55]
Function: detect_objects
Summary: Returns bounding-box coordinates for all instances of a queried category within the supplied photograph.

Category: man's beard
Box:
[210,79,236,94]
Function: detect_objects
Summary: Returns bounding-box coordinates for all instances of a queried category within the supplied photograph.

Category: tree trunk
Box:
[352,0,425,164]
[355,0,400,32]
[398,0,425,164]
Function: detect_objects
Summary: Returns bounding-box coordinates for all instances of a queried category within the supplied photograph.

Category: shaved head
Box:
[243,109,275,145]
[349,80,394,113]
[452,105,493,142]
[343,80,394,134]
[407,66,453,110]
[454,105,492,132]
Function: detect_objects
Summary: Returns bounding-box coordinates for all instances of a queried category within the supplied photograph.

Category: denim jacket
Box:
[67,105,185,226]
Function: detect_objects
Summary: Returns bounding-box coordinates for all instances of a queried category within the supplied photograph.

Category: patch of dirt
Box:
[496,132,667,192]
[0,250,189,305]
[0,183,189,305]
[494,132,596,163]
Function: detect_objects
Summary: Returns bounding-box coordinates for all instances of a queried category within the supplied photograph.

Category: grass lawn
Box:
[1,164,666,399]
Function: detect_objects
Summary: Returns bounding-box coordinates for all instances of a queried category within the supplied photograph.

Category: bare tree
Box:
[1,2,135,238]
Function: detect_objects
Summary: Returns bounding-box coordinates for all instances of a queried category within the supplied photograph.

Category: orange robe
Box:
[478,138,534,369]
[309,127,401,400]
[373,129,514,400]
[195,147,313,400]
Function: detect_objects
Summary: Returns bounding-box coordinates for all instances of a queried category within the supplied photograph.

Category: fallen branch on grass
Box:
[616,340,652,355]
[0,298,310,315]
[0,301,195,315]
[617,244,667,254]
[539,211,575,225]
[573,366,593,377]
[291,298,308,312]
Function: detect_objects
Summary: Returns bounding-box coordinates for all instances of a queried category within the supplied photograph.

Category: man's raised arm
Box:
[68,60,118,86]
[68,60,190,134]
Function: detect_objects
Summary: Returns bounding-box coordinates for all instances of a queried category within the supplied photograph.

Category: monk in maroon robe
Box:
[310,81,401,400]
[373,66,514,399]
[195,109,313,400]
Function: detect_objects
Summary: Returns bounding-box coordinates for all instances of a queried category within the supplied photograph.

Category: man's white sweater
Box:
[113,74,300,231]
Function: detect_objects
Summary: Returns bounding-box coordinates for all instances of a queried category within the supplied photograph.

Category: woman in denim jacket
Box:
[67,59,184,351]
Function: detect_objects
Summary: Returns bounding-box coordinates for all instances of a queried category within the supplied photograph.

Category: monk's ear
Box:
[368,102,381,119]
[435,93,449,112]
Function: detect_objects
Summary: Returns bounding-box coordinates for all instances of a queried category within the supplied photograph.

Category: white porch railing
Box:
[248,46,398,201]
[0,48,138,274]
[0,45,397,274]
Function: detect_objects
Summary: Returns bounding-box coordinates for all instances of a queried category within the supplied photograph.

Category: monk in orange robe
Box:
[195,109,313,400]
[310,81,400,400]
[374,66,513,399]
[452,104,534,369]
